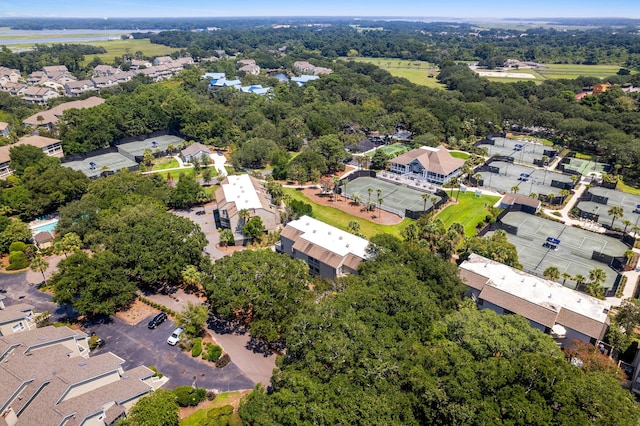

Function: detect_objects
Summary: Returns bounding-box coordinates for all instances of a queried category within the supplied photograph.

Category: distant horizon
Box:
[1,0,639,20]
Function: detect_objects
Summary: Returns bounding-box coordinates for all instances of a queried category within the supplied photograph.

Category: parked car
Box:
[167,327,184,345]
[147,312,167,329]
[195,210,206,216]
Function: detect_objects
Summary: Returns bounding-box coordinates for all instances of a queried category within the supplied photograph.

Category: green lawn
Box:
[151,158,180,171]
[180,391,245,426]
[80,39,177,66]
[342,57,445,89]
[449,151,470,160]
[284,187,412,238]
[437,190,501,236]
[617,180,640,196]
[536,64,624,80]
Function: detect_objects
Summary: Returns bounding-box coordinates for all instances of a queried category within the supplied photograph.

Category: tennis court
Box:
[477,137,556,165]
[575,186,640,229]
[63,152,138,178]
[365,142,410,158]
[493,211,627,290]
[345,176,440,214]
[476,161,573,197]
[562,158,608,175]
[118,135,185,160]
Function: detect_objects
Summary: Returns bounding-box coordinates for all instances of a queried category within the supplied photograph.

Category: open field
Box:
[364,142,410,158]
[617,180,640,196]
[479,64,625,83]
[284,187,412,238]
[80,39,177,65]
[449,151,471,160]
[342,57,445,89]
[180,391,248,426]
[438,190,501,236]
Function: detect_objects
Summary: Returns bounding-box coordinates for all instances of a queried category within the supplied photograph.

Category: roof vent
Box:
[312,230,316,233]
[548,293,553,298]
[577,298,582,303]
[345,244,349,248]
[328,231,332,235]
[78,362,87,367]
[339,236,343,240]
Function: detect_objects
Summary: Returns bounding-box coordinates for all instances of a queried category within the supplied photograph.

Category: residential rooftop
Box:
[460,253,611,325]
[285,215,369,259]
[221,174,264,211]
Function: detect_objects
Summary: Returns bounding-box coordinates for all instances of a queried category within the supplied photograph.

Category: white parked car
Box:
[167,327,184,345]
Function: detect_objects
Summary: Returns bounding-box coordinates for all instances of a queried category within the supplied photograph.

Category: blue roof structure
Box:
[291,75,319,86]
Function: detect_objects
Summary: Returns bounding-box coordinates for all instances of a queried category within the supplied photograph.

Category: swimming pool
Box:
[31,219,59,234]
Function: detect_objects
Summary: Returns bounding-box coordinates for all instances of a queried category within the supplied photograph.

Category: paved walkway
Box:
[539,182,606,231]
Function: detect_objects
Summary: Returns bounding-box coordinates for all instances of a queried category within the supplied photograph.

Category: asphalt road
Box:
[0,271,66,321]
[172,202,225,260]
[86,314,255,392]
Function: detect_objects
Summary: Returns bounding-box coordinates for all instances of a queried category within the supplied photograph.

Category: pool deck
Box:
[29,218,59,233]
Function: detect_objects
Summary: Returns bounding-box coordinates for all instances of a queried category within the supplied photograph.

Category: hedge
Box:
[137,296,177,317]
[192,337,203,357]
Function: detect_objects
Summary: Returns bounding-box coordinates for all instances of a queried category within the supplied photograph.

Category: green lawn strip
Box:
[151,158,180,171]
[179,391,244,426]
[153,168,195,181]
[537,64,622,79]
[449,151,470,159]
[284,187,412,238]
[437,190,501,236]
[0,32,129,41]
[617,180,640,196]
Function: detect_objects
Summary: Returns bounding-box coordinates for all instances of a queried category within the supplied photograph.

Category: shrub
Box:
[9,241,26,253]
[173,386,207,407]
[179,337,194,351]
[7,251,29,270]
[206,390,216,401]
[148,365,163,378]
[215,353,231,368]
[192,337,203,357]
[208,405,234,419]
[203,343,222,362]
[88,335,102,350]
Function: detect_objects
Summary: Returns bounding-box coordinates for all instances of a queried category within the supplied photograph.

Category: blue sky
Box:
[1,0,639,19]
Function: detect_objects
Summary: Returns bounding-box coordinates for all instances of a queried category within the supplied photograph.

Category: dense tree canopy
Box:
[204,249,312,342]
[240,240,640,424]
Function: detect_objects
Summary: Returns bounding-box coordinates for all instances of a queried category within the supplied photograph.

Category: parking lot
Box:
[86,314,255,392]
[172,201,225,261]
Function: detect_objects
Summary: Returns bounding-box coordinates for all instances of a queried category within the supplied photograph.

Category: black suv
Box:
[148,312,167,329]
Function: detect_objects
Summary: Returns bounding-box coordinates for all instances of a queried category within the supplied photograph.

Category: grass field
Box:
[284,187,412,238]
[342,57,445,89]
[617,180,640,196]
[180,391,246,426]
[80,39,177,65]
[437,190,501,236]
[449,151,470,160]
[482,64,625,83]
[151,158,180,171]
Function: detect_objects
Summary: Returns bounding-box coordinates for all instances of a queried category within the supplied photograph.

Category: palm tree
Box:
[196,191,209,205]
[377,197,384,216]
[623,219,633,234]
[352,192,362,206]
[472,173,483,186]
[367,188,373,204]
[625,249,635,265]
[181,265,204,293]
[348,220,361,234]
[546,192,555,204]
[511,185,520,194]
[30,255,49,285]
[421,193,431,212]
[561,272,571,285]
[543,266,560,282]
[607,205,624,229]
[589,268,607,287]
[574,274,586,288]
[333,176,341,202]
[585,281,605,299]
[238,208,250,225]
